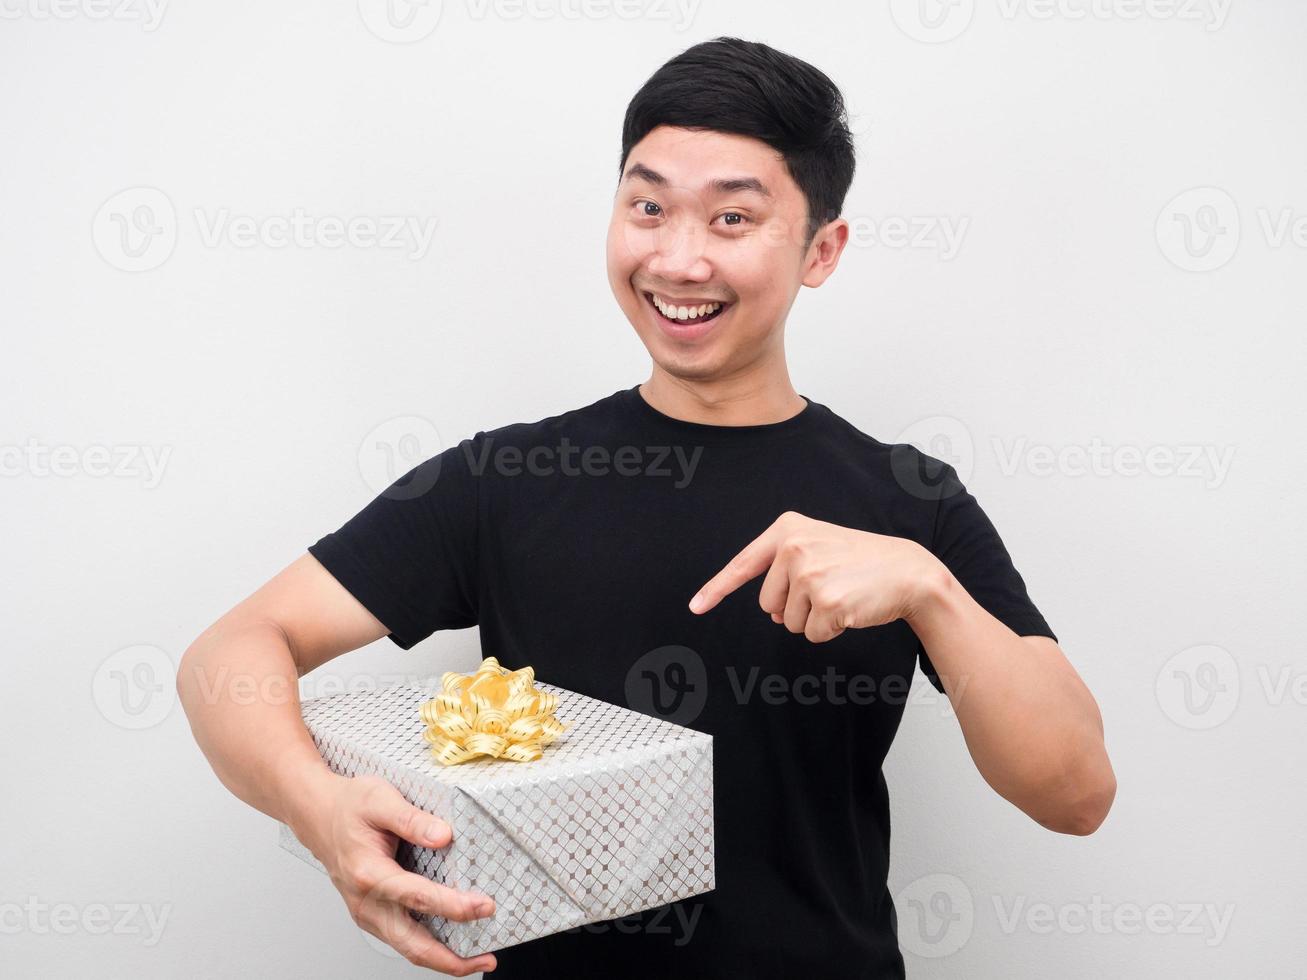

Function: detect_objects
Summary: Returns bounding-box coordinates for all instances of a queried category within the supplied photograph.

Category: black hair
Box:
[618,36,857,251]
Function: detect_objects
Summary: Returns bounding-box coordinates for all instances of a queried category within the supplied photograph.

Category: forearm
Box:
[907,566,1115,835]
[176,619,343,842]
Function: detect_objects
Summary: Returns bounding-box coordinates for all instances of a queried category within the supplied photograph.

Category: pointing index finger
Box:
[688,523,784,615]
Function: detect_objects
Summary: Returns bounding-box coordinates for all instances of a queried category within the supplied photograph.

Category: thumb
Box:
[359,778,452,849]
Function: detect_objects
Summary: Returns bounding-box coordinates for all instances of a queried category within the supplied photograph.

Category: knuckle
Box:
[345,898,367,927]
[391,882,420,913]
[347,860,381,895]
[794,564,819,587]
[401,948,425,968]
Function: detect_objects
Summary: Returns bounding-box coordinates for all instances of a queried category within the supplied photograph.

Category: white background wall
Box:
[3,1,1303,976]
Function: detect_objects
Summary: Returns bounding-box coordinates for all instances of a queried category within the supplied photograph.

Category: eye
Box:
[633,199,662,218]
[714,211,750,228]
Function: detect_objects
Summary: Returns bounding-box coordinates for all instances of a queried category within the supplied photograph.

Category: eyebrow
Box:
[622,162,773,199]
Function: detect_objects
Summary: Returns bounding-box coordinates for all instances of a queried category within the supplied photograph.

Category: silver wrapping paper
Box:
[277,679,715,956]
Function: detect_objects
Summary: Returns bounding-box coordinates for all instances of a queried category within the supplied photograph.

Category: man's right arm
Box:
[176,553,386,831]
[175,552,499,976]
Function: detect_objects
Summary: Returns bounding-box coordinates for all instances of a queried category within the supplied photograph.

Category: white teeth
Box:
[651,293,722,321]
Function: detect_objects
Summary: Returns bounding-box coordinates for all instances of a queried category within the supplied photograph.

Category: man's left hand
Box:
[688,511,947,643]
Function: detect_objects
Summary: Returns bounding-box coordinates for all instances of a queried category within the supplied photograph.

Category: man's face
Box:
[606,125,844,382]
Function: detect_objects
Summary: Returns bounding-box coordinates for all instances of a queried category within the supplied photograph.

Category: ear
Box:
[801,218,851,288]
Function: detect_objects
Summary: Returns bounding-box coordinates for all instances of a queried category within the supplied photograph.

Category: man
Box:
[178,36,1115,978]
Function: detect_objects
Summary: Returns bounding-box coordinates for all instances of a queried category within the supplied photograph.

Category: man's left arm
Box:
[689,511,1116,837]
[906,571,1115,835]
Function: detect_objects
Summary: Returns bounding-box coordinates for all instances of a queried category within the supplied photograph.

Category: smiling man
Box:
[178,36,1115,979]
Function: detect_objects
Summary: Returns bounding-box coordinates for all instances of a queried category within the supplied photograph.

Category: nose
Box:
[645,214,712,284]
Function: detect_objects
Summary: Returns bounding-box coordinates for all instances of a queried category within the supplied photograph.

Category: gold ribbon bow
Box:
[419,657,569,765]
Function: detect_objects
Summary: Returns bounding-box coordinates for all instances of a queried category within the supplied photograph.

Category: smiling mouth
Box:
[642,291,730,326]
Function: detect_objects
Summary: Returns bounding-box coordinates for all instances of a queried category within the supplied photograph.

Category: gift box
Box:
[277,665,715,956]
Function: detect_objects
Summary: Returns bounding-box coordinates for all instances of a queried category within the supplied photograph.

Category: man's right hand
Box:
[293,772,499,975]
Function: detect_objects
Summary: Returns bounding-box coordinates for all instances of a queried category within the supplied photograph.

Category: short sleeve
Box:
[915,463,1057,694]
[307,434,483,649]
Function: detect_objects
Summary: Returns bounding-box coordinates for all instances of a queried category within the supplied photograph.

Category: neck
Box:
[639,362,806,426]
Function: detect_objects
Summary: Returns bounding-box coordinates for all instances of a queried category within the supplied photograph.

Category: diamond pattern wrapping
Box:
[277,680,715,956]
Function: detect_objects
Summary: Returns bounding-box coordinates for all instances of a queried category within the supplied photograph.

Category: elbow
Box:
[175,642,199,714]
[175,631,215,715]
[1036,761,1117,837]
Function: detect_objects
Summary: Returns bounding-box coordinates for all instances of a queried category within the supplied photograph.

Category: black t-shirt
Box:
[307,385,1055,979]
